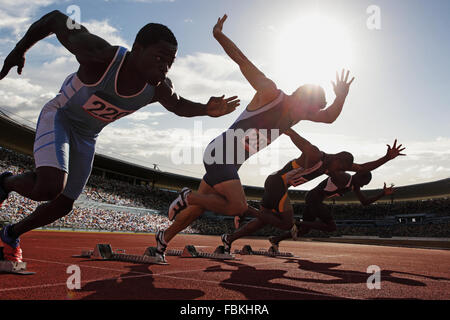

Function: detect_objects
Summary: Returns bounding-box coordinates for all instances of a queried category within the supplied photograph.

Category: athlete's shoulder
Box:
[257,82,280,102]
[77,46,121,83]
[88,45,121,65]
[106,46,123,61]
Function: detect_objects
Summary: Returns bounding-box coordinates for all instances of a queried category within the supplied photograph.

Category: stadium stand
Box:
[1,112,449,237]
[1,145,449,238]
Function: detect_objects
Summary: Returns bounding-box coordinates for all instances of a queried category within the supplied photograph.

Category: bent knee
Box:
[280,219,294,231]
[32,185,65,201]
[225,202,248,216]
[33,168,67,201]
[53,197,75,218]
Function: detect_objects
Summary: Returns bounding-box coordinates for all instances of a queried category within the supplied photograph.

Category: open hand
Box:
[206,95,240,117]
[213,14,228,37]
[331,69,355,99]
[0,48,25,80]
[385,139,406,160]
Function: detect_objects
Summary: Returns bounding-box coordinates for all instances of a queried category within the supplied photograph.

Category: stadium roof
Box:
[1,112,449,202]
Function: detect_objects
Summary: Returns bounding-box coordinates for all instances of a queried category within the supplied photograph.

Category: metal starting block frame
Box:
[161,245,237,260]
[234,245,294,257]
[73,244,168,265]
[0,247,35,275]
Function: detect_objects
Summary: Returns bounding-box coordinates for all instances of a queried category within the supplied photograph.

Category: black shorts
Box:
[203,162,241,187]
[261,174,289,213]
[303,191,333,223]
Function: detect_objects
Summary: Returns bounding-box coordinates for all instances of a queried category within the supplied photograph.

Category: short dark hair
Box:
[134,23,177,48]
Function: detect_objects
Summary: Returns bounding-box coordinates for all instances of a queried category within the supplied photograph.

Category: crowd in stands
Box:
[84,175,173,211]
[316,199,450,220]
[1,147,449,238]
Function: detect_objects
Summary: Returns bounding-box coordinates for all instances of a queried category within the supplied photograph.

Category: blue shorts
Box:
[34,103,96,200]
[202,134,242,187]
[203,162,241,187]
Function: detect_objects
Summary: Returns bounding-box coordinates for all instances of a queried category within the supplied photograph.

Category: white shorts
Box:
[34,100,96,200]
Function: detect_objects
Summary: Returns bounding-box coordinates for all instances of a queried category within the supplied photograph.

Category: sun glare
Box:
[273,14,354,92]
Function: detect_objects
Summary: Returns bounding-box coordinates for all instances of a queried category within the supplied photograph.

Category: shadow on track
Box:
[284,258,450,286]
[204,259,345,300]
[78,263,205,300]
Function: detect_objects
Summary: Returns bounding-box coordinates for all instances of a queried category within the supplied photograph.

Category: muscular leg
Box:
[227,218,266,243]
[186,179,248,216]
[3,166,67,201]
[269,217,336,246]
[163,179,219,243]
[9,194,74,238]
[297,201,337,233]
[227,206,293,245]
[269,220,312,245]
[246,201,294,231]
[270,231,293,244]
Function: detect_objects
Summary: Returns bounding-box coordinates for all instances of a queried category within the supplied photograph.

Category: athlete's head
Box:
[131,23,178,85]
[352,170,372,188]
[290,84,326,121]
[328,151,354,172]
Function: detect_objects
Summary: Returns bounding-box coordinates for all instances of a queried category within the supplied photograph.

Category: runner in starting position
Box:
[156,14,355,261]
[0,10,239,262]
[221,129,405,253]
[268,170,400,251]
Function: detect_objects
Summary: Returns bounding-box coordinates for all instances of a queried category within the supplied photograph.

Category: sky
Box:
[0,0,449,190]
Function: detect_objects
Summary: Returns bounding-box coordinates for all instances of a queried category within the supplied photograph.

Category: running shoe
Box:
[0,172,12,207]
[155,230,167,263]
[221,234,232,254]
[268,236,279,253]
[168,187,191,221]
[0,224,22,262]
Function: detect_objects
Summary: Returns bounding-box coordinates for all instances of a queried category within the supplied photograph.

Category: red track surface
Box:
[1,230,449,300]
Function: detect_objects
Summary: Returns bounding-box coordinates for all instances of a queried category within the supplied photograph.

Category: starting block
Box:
[234,245,294,257]
[0,247,35,275]
[73,244,168,265]
[147,244,237,260]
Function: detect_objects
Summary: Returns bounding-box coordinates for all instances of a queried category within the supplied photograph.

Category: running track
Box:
[1,230,449,300]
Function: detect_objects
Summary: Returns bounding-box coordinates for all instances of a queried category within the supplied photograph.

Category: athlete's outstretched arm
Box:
[284,128,322,167]
[284,128,318,153]
[0,10,112,80]
[306,70,355,124]
[351,139,406,172]
[353,183,394,206]
[212,15,278,94]
[154,78,240,117]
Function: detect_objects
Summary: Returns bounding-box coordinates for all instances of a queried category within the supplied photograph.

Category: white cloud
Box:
[1,8,448,190]
[0,0,58,37]
[83,19,130,48]
[0,78,43,94]
[168,52,254,102]
[126,111,167,121]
